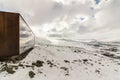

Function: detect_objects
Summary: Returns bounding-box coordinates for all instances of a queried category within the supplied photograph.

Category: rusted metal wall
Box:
[0,12,19,57]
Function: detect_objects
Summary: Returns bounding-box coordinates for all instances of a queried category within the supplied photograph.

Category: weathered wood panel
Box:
[0,12,19,57]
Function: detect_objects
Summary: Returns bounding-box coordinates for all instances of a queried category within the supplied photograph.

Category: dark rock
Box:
[64,60,70,63]
[32,60,44,67]
[14,67,18,70]
[6,67,15,74]
[104,47,118,52]
[60,67,69,76]
[0,64,15,74]
[47,60,55,67]
[18,63,24,67]
[117,63,120,65]
[82,59,88,64]
[93,44,101,47]
[65,73,69,76]
[95,69,100,74]
[29,71,35,78]
[94,54,97,56]
[74,49,81,53]
[60,67,68,71]
[102,53,114,58]
[109,47,118,52]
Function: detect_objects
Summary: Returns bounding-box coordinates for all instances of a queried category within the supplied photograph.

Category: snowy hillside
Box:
[0,38,120,80]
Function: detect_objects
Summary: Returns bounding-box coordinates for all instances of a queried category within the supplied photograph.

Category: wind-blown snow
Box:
[0,38,120,80]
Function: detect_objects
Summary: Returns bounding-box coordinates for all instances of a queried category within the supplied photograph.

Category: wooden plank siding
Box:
[0,12,19,57]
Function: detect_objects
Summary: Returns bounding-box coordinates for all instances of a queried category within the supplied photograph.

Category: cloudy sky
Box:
[0,0,120,41]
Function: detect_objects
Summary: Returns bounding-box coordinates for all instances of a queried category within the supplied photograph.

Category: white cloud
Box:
[0,0,120,41]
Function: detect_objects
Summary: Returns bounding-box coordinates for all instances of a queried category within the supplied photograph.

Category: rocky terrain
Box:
[0,39,120,80]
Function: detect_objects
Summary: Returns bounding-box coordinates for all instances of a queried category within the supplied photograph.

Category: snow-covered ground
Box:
[0,38,120,80]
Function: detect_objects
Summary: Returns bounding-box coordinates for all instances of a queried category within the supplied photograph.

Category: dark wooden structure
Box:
[0,12,19,57]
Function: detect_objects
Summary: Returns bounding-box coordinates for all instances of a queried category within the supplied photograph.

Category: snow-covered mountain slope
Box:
[0,38,120,80]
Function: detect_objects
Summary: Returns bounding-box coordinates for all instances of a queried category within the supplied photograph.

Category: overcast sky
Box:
[0,0,120,41]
